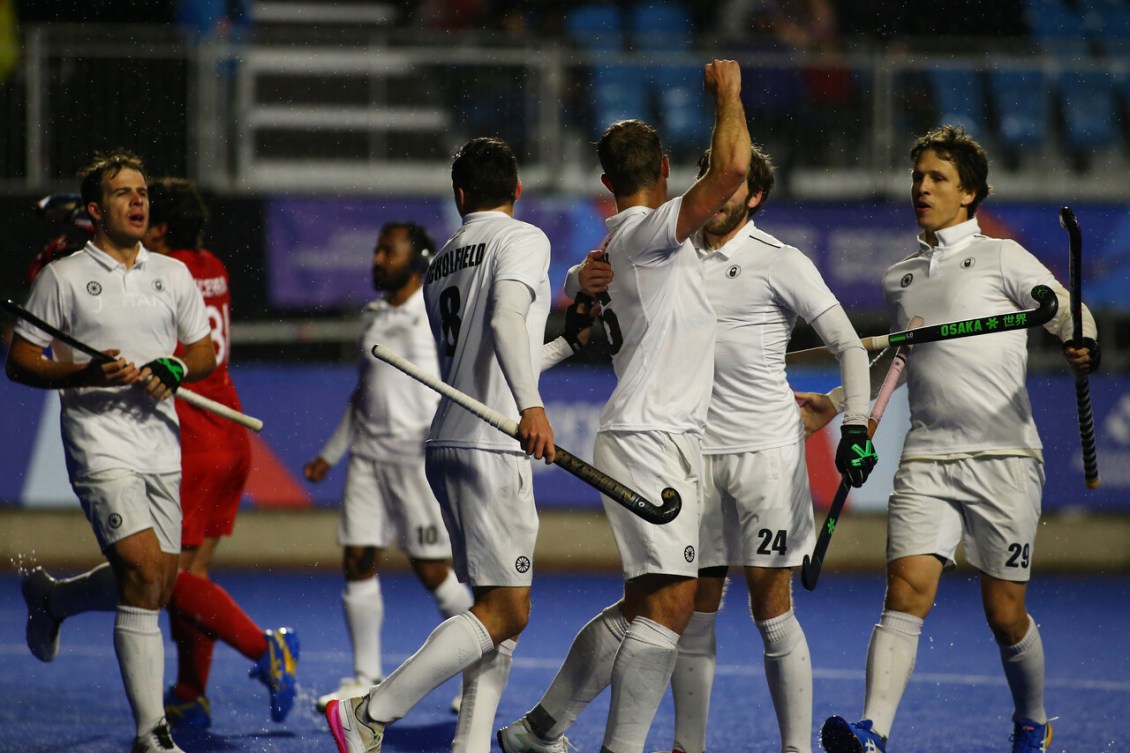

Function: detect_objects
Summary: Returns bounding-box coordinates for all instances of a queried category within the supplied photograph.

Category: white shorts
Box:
[593,430,702,581]
[699,441,816,570]
[338,454,454,560]
[425,446,538,588]
[887,456,1045,582]
[72,469,181,554]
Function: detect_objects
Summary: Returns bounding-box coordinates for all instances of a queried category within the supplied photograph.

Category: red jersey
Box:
[169,248,246,452]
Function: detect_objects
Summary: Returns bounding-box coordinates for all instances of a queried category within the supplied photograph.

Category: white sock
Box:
[367,611,493,724]
[433,569,474,618]
[862,610,923,740]
[756,610,812,753]
[603,617,680,753]
[670,611,717,753]
[114,605,165,736]
[344,577,384,681]
[51,563,118,617]
[452,638,516,753]
[529,602,630,740]
[1000,615,1047,724]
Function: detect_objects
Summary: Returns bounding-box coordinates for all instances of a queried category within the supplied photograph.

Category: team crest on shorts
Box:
[108,513,122,530]
[514,556,531,574]
[726,265,741,279]
[152,279,165,292]
[961,257,976,269]
[86,281,102,296]
[683,545,695,563]
[900,273,913,288]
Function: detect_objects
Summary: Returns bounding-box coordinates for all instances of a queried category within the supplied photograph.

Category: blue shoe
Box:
[249,627,300,722]
[1011,719,1052,753]
[821,716,887,753]
[164,687,211,730]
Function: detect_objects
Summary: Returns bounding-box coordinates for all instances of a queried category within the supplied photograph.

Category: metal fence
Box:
[2,24,1128,199]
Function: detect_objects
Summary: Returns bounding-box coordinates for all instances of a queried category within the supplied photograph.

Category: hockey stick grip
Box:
[1062,206,1101,489]
[1075,376,1101,489]
[370,343,680,524]
[2,298,264,432]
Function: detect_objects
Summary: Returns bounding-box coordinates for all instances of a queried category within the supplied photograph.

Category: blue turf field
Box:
[1,570,1125,752]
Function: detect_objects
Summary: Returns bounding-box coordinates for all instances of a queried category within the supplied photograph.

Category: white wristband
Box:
[826,386,845,415]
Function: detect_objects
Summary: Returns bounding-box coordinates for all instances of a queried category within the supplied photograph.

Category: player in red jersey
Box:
[144,177,300,729]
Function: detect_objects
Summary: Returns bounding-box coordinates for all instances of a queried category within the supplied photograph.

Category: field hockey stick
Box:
[371,342,681,525]
[1060,207,1101,489]
[2,298,264,432]
[801,316,921,591]
[786,285,1058,360]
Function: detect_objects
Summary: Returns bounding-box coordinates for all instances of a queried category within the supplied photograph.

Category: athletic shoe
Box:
[1010,719,1053,753]
[326,695,385,753]
[317,675,379,713]
[22,567,61,662]
[249,627,301,722]
[820,716,887,753]
[131,719,185,753]
[164,687,212,730]
[497,717,573,753]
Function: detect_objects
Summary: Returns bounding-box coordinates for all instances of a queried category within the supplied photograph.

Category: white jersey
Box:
[883,218,1059,458]
[16,242,210,478]
[424,211,551,451]
[318,288,440,465]
[598,197,716,434]
[696,221,839,453]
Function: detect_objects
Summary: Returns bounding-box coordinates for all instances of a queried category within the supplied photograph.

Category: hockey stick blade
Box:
[2,298,264,432]
[1061,206,1101,489]
[371,343,680,524]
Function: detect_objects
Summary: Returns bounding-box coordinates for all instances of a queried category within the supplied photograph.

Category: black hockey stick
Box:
[786,285,1058,361]
[801,316,919,591]
[1060,207,1101,489]
[2,298,264,432]
[371,343,681,524]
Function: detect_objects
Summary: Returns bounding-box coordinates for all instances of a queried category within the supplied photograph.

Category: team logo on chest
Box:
[726,265,741,279]
[152,279,166,292]
[961,257,976,269]
[900,273,913,288]
[86,281,102,296]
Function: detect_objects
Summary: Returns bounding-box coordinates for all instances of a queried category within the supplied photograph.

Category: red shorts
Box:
[180,434,252,548]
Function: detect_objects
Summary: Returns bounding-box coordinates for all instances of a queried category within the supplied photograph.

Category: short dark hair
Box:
[697,143,776,218]
[380,221,436,265]
[910,124,992,215]
[147,177,208,250]
[597,119,663,197]
[451,137,519,211]
[78,149,146,207]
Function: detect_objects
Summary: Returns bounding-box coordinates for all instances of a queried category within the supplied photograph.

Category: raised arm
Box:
[676,59,751,242]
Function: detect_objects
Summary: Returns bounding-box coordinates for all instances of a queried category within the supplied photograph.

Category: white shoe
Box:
[22,567,61,662]
[326,695,385,753]
[132,720,185,753]
[316,675,379,713]
[497,718,572,753]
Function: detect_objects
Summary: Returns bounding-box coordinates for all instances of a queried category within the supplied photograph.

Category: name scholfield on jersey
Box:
[426,242,486,284]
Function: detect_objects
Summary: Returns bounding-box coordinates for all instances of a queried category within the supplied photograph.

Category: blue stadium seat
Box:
[1084,0,1130,55]
[564,5,643,136]
[1058,70,1119,151]
[1024,0,1091,58]
[930,69,988,140]
[989,69,1050,149]
[564,4,624,52]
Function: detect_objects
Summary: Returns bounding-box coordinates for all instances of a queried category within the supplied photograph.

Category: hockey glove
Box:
[836,424,877,488]
[1064,337,1101,373]
[143,356,187,393]
[564,293,595,353]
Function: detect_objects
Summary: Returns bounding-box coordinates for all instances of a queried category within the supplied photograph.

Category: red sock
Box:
[170,610,215,699]
[169,571,269,661]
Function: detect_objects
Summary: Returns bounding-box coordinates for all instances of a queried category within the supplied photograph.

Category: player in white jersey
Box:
[648,144,872,753]
[498,59,752,753]
[305,222,473,712]
[325,137,558,753]
[7,150,216,753]
[809,126,1099,753]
